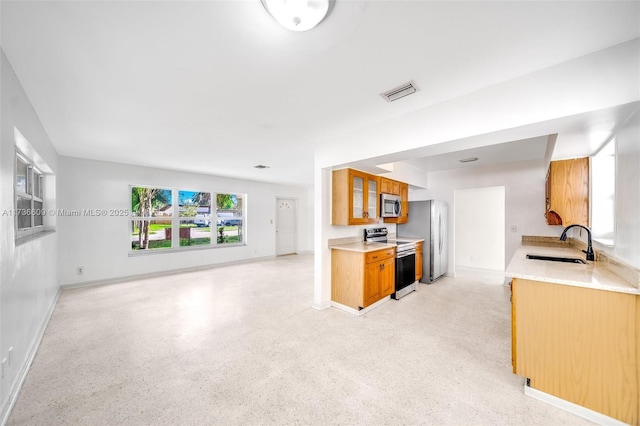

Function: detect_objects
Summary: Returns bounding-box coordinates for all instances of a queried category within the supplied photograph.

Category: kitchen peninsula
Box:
[506,236,640,425]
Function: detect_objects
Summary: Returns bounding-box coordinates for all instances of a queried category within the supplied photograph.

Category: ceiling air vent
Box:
[381,81,419,103]
[459,157,479,163]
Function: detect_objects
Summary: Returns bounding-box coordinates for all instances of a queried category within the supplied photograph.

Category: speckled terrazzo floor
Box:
[8,254,591,425]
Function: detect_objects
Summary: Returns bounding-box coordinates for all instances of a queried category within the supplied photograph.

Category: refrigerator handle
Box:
[438,213,443,254]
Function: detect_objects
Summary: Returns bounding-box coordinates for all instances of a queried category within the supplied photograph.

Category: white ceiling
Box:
[402,135,551,172]
[2,1,639,186]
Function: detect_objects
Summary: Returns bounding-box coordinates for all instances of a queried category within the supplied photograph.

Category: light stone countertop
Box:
[506,243,640,295]
[329,241,396,253]
[329,236,425,253]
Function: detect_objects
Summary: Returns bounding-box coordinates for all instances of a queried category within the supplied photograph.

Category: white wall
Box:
[312,165,400,309]
[454,186,505,272]
[412,159,561,275]
[575,107,640,268]
[57,157,313,285]
[612,108,640,268]
[0,50,59,422]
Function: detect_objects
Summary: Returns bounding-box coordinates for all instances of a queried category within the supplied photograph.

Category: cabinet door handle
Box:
[380,264,385,271]
[372,255,378,259]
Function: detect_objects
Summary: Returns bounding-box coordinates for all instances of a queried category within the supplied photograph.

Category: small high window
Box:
[591,138,615,245]
[15,151,45,236]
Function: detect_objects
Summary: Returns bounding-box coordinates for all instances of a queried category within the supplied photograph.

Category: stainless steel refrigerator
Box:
[398,200,448,283]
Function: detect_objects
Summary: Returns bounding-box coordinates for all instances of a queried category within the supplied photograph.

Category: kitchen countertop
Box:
[330,241,396,253]
[506,242,640,295]
[329,237,424,253]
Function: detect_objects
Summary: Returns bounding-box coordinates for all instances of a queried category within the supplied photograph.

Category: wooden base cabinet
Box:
[331,247,395,310]
[415,241,423,281]
[512,278,639,425]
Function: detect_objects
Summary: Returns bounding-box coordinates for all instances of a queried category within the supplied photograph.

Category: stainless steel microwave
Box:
[380,193,402,218]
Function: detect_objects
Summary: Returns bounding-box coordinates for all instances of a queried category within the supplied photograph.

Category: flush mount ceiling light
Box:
[459,157,479,163]
[260,0,331,32]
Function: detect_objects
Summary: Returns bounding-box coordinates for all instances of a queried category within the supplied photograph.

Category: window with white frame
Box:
[129,187,245,251]
[216,193,244,245]
[15,151,45,236]
[591,138,616,245]
[179,190,212,247]
[130,187,173,250]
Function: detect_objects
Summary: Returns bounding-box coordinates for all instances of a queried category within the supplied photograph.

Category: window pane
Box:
[217,219,243,244]
[33,173,42,199]
[178,190,211,218]
[130,219,172,250]
[16,157,30,194]
[17,197,32,229]
[592,139,616,244]
[34,200,44,226]
[216,193,244,244]
[131,187,172,217]
[179,220,211,247]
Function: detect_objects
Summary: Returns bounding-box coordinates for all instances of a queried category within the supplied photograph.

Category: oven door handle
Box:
[396,251,416,259]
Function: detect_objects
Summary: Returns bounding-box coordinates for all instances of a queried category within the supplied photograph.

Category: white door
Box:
[276,198,296,255]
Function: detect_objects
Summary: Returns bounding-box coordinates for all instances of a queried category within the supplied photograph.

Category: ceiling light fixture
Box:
[254,164,270,169]
[260,0,331,32]
[459,157,479,163]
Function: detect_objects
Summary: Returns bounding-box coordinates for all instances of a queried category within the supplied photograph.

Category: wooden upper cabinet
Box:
[383,181,409,224]
[380,177,400,195]
[398,182,408,224]
[545,157,589,226]
[332,168,380,225]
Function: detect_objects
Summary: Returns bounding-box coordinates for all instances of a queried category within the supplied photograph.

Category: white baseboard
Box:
[455,265,505,285]
[60,255,278,289]
[1,288,61,426]
[311,300,331,310]
[524,383,627,426]
[330,296,390,316]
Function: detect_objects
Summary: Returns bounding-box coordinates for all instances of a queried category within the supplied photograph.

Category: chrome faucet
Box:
[559,224,594,261]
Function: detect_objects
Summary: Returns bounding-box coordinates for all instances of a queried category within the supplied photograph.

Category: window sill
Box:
[593,238,615,248]
[16,229,56,247]
[128,242,247,257]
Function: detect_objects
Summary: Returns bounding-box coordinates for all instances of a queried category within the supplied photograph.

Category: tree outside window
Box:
[131,187,172,250]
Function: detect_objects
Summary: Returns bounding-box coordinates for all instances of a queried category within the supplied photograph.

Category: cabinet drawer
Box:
[366,248,395,263]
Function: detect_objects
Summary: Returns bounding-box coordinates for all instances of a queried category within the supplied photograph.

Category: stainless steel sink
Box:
[526,254,586,264]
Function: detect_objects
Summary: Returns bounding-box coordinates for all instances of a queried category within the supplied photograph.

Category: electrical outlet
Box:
[76,267,84,275]
[510,226,518,233]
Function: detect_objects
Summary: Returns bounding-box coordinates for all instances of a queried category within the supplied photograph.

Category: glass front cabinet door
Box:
[332,168,380,225]
[349,169,378,225]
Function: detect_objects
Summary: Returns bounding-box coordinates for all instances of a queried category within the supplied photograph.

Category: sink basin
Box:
[526,254,587,264]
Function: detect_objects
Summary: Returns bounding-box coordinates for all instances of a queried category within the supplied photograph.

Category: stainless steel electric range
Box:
[364,228,417,300]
